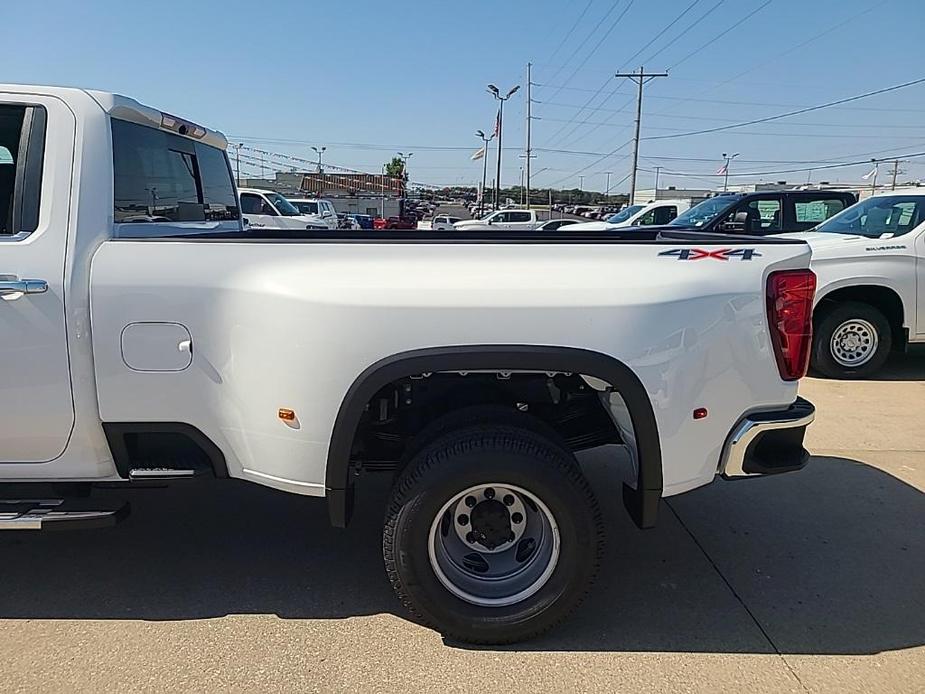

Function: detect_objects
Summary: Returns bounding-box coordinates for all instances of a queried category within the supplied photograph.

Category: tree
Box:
[384,156,405,179]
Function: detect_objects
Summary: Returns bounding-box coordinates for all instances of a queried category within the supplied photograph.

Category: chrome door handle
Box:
[0,279,48,298]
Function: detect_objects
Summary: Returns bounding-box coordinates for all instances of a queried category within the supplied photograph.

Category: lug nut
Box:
[511,512,523,524]
[503,494,515,506]
[465,496,477,508]
[457,514,469,526]
[484,487,495,499]
[509,532,516,542]
[466,531,476,543]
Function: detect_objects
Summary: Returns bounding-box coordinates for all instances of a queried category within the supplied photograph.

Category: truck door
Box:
[915,219,925,338]
[240,192,277,229]
[0,96,76,462]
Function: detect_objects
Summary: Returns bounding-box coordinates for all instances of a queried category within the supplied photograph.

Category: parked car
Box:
[385,215,417,229]
[432,214,462,230]
[777,190,925,378]
[662,190,856,236]
[336,213,360,230]
[287,197,339,229]
[454,209,542,231]
[348,213,374,230]
[536,219,581,230]
[239,188,329,230]
[568,200,691,231]
[373,216,388,230]
[0,83,819,645]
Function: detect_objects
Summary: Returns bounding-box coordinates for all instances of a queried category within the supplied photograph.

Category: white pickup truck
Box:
[780,191,925,378]
[0,84,818,644]
[453,208,541,230]
[567,199,692,231]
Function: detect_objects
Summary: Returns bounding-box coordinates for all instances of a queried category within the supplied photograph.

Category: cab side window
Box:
[241,193,270,215]
[0,104,45,238]
[508,211,531,223]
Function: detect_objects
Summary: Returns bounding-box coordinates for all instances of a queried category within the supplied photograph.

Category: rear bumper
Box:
[719,397,815,478]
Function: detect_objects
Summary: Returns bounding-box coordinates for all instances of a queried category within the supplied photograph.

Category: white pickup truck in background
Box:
[0,84,818,644]
[567,199,691,231]
[780,191,925,378]
[453,208,542,230]
[238,187,330,230]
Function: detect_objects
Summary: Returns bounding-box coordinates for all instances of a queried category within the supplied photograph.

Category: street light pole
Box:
[476,130,494,216]
[488,83,520,210]
[721,152,739,192]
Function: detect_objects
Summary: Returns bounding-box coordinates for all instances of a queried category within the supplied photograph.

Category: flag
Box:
[861,165,878,180]
[471,147,485,161]
[715,164,727,175]
[493,108,501,137]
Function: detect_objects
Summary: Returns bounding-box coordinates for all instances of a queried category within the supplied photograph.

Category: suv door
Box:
[0,97,76,462]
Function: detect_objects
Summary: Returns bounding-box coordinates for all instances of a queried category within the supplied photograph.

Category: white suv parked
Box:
[288,198,339,229]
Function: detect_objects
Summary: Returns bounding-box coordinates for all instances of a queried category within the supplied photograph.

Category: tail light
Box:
[766,269,816,381]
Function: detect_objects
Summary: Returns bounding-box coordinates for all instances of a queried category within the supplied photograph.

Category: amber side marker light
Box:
[278,408,296,421]
[693,408,708,420]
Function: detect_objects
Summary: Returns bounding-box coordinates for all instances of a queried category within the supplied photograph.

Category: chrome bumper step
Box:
[0,499,129,530]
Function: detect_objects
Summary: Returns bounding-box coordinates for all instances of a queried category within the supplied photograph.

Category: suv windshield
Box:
[605,205,643,224]
[266,192,301,216]
[670,196,737,227]
[815,195,924,238]
[293,200,319,215]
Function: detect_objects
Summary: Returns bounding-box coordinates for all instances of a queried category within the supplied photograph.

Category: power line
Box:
[542,0,702,148]
[643,77,925,141]
[539,0,636,106]
[543,0,595,66]
[665,0,773,71]
[615,67,669,201]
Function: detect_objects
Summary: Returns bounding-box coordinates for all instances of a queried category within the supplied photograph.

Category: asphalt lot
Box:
[0,353,922,692]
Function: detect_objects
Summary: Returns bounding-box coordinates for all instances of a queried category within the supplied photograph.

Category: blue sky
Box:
[5,0,924,191]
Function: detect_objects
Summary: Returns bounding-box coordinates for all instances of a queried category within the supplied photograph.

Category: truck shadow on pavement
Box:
[0,453,921,656]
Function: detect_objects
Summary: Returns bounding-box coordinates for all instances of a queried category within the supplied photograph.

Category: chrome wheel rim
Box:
[830,318,878,367]
[427,483,560,607]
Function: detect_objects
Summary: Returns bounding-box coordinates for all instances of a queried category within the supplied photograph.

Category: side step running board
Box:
[129,468,196,481]
[0,499,130,531]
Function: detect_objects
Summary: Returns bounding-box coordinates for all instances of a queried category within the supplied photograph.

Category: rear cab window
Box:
[792,196,847,230]
[112,118,240,237]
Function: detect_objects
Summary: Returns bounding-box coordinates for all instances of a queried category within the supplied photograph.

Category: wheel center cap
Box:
[469,499,512,550]
[842,334,861,350]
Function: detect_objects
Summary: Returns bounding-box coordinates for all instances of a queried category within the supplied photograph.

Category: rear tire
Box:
[383,424,603,644]
[812,301,892,379]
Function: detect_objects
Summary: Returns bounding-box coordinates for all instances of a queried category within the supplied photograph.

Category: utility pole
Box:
[525,62,532,210]
[870,158,879,196]
[653,165,662,193]
[605,171,612,200]
[615,66,668,204]
[891,159,904,190]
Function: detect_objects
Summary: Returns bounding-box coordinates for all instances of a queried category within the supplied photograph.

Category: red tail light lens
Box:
[766,269,816,381]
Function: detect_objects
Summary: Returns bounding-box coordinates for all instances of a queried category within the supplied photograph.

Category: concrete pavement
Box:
[0,354,922,692]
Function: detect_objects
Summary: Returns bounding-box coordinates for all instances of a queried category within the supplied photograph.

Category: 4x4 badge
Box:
[659,248,762,261]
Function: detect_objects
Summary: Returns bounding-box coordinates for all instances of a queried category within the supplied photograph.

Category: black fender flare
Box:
[325,345,662,529]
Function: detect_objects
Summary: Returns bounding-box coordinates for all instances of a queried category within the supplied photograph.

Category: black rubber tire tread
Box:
[399,404,571,467]
[383,423,604,644]
[812,301,892,379]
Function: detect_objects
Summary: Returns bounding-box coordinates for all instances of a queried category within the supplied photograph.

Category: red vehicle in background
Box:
[375,215,417,230]
[373,216,388,230]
